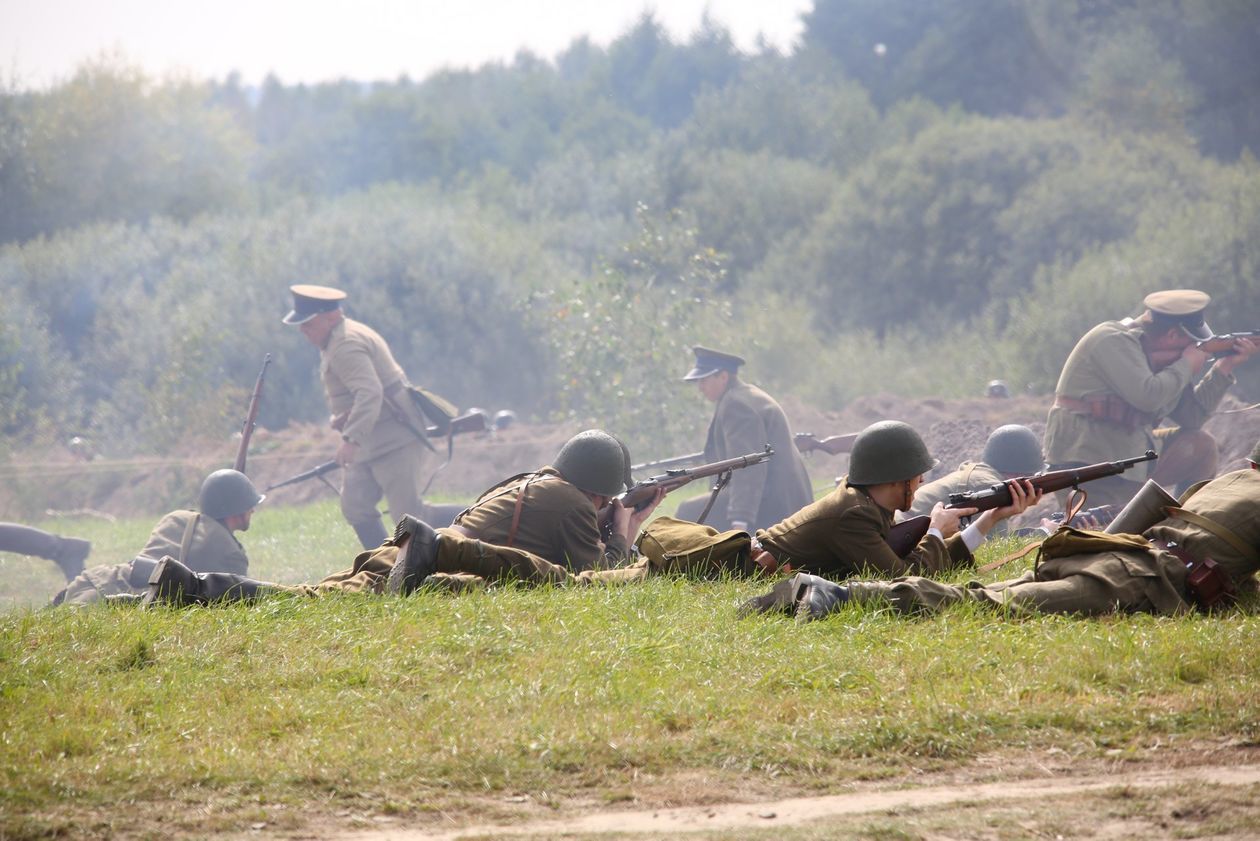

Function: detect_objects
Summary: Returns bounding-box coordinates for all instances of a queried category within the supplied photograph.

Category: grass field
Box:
[2,500,1259,839]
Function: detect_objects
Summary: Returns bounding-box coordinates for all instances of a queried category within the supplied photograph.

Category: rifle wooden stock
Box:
[794,432,859,456]
[630,452,705,474]
[263,410,488,494]
[599,447,774,538]
[234,354,271,474]
[884,451,1156,558]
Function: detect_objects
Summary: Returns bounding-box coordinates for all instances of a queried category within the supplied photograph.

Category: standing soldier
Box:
[283,284,444,549]
[1044,290,1258,509]
[674,346,813,532]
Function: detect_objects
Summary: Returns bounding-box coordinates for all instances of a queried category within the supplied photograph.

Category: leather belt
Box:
[1054,394,1157,432]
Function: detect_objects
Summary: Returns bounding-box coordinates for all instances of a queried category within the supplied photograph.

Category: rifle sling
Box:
[978,540,1040,573]
[695,470,733,526]
[178,513,200,566]
[383,381,437,453]
[1163,507,1260,565]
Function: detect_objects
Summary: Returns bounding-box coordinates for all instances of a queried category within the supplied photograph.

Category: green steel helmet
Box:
[198,469,265,519]
[982,424,1044,476]
[553,430,628,497]
[847,420,938,485]
[1249,439,1260,466]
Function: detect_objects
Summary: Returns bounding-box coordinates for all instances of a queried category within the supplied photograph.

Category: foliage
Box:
[4,5,1260,456]
[540,204,736,455]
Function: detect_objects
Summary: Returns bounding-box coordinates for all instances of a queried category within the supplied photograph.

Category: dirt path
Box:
[337,763,1260,840]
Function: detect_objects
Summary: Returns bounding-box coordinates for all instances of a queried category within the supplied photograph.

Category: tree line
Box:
[2,0,1259,460]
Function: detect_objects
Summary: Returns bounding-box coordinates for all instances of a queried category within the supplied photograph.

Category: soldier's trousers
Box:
[844,551,1188,617]
[340,442,430,530]
[266,530,653,598]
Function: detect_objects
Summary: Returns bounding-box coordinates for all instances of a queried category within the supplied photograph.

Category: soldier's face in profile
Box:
[696,371,728,402]
[299,312,337,347]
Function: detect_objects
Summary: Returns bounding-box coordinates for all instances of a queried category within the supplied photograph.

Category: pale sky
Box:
[1,0,812,89]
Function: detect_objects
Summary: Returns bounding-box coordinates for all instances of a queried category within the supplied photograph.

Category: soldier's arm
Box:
[718,399,769,526]
[1091,332,1193,414]
[1170,364,1236,430]
[557,508,627,571]
[841,505,968,577]
[331,340,386,446]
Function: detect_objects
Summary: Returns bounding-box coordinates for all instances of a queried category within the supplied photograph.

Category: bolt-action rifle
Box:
[630,451,706,475]
[599,447,774,540]
[885,451,1156,558]
[794,431,859,456]
[263,410,488,494]
[234,354,271,474]
[1147,330,1260,369]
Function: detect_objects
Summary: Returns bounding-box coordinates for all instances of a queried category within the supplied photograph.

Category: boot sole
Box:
[386,517,439,595]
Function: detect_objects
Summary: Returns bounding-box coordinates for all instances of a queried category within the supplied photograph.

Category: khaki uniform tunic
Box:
[320,318,430,526]
[1044,319,1234,506]
[55,511,247,605]
[757,479,972,579]
[276,468,633,596]
[676,379,813,531]
[846,469,1260,616]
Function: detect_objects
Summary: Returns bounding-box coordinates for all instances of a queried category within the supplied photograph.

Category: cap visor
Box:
[1180,319,1213,342]
[282,310,318,325]
[682,366,720,381]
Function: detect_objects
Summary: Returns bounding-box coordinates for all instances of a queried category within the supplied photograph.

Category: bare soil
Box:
[238,746,1260,840]
[3,393,1258,520]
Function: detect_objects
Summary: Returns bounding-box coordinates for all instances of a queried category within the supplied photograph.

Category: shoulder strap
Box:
[178,513,200,565]
[1164,506,1260,564]
[506,475,550,548]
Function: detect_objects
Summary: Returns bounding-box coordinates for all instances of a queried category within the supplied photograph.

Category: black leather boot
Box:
[386,515,440,595]
[737,574,811,618]
[142,557,268,607]
[795,576,850,622]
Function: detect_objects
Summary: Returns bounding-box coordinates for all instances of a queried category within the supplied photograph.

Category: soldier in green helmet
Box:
[52,469,263,606]
[142,430,670,604]
[904,424,1044,535]
[743,442,1260,622]
[735,420,1040,586]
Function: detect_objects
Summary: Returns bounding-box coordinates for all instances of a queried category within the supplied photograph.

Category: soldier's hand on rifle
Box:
[976,479,1042,534]
[1215,336,1260,375]
[610,487,667,542]
[335,439,360,467]
[929,501,976,538]
[1181,343,1211,375]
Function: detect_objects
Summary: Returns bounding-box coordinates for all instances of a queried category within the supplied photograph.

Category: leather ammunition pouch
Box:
[1054,394,1158,432]
[127,556,161,588]
[1151,540,1236,611]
